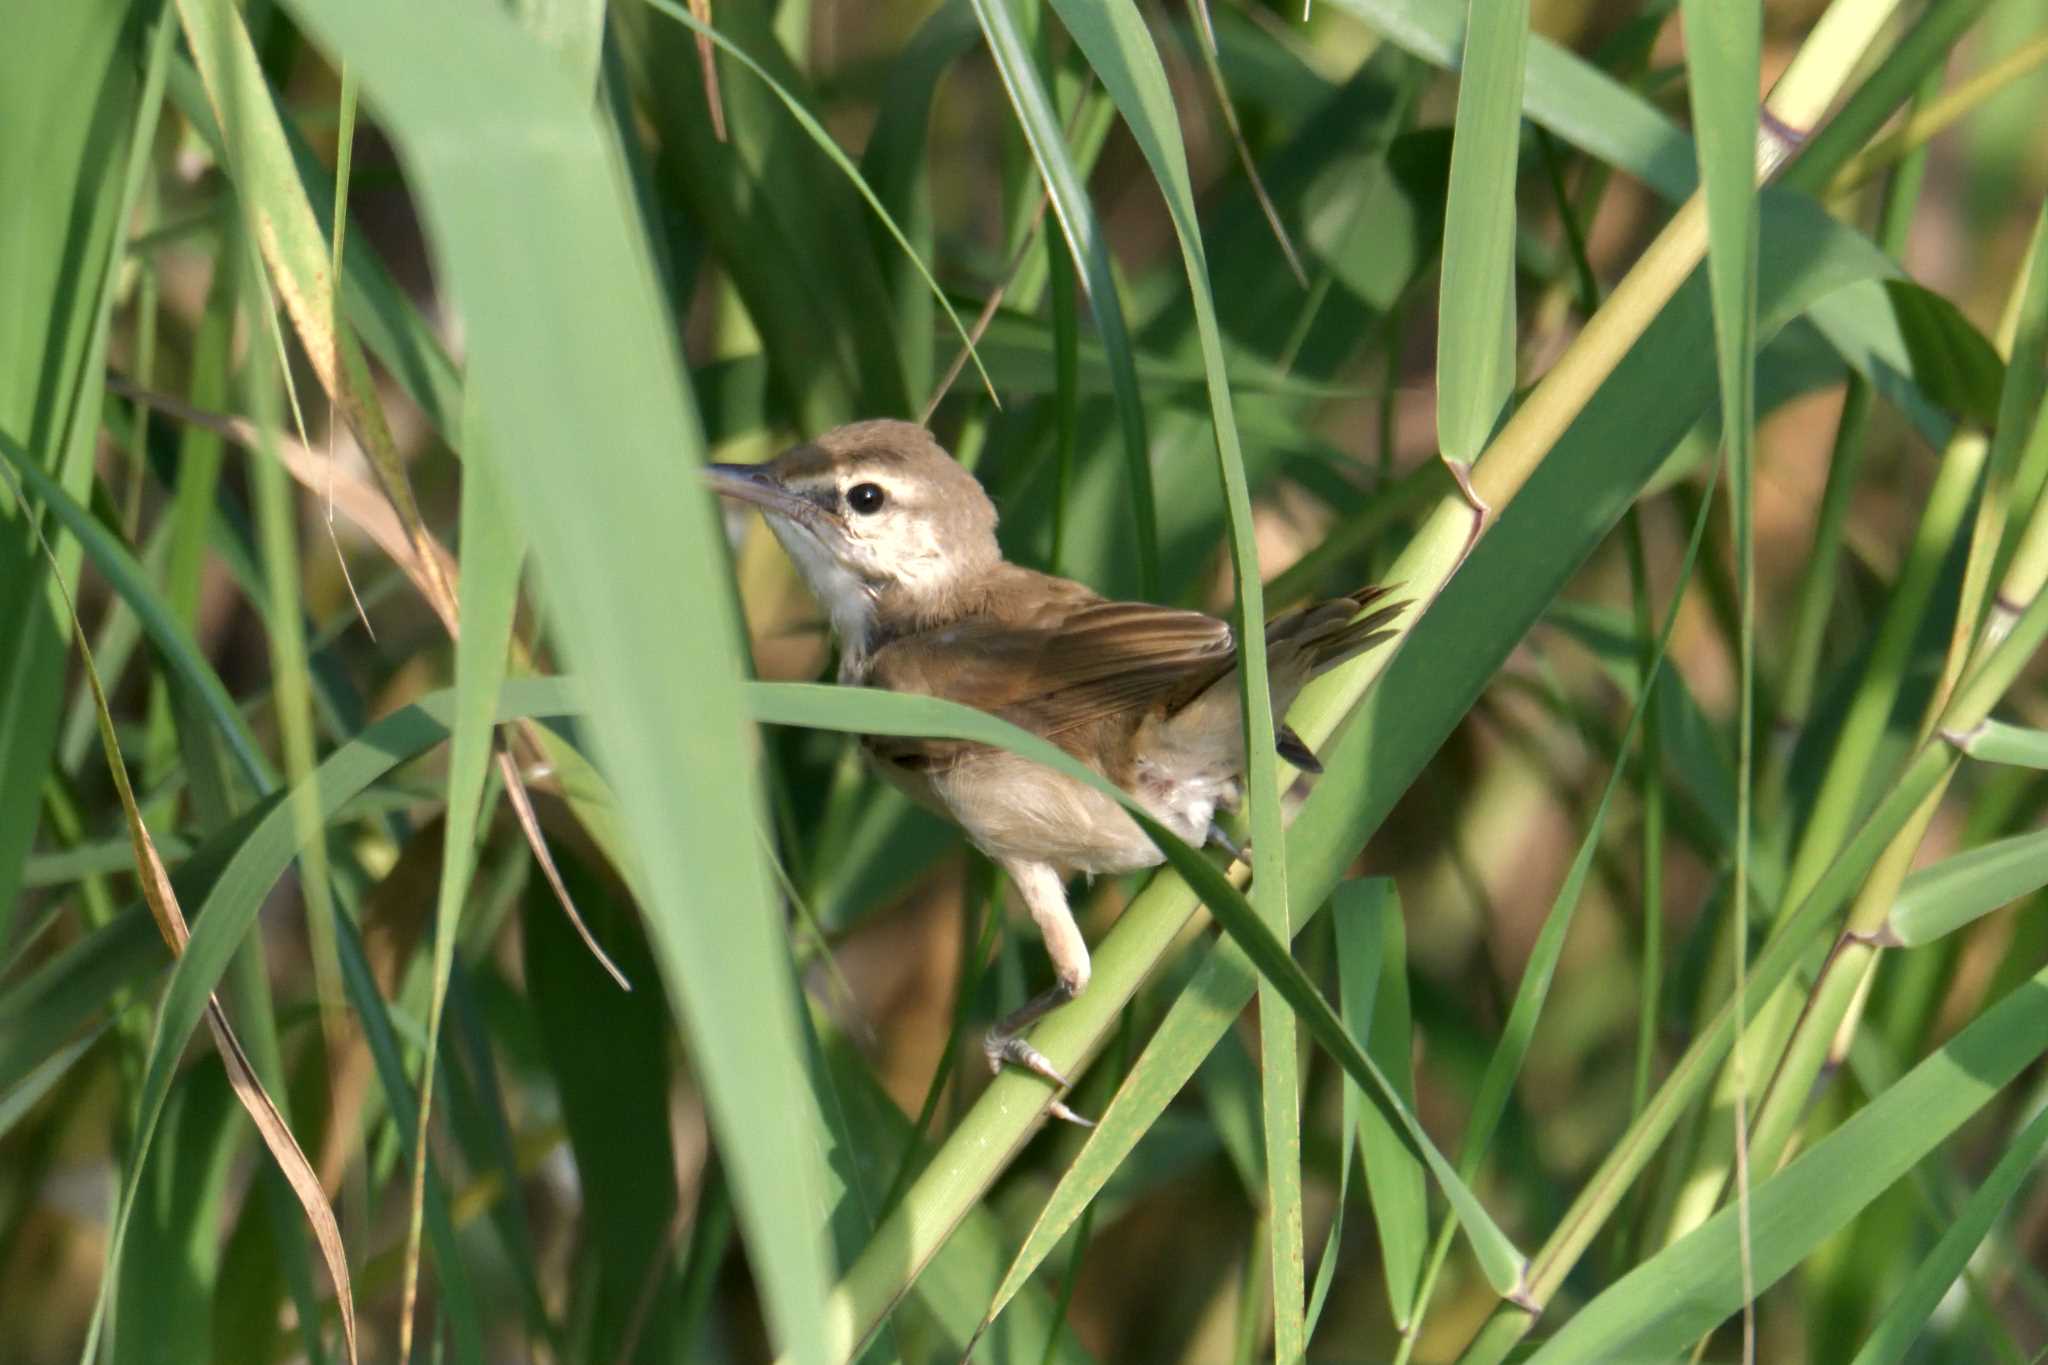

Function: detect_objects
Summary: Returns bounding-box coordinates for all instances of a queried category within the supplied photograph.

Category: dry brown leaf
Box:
[690,0,728,141]
[178,0,458,631]
[498,745,631,990]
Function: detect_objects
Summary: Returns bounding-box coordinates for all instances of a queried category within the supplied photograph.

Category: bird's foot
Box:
[984,1028,1093,1127]
[1207,822,1253,867]
[985,1029,1072,1087]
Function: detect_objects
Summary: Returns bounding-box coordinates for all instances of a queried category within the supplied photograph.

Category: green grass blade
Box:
[0,431,269,786]
[858,0,979,403]
[1435,0,1527,469]
[399,384,528,1349]
[969,0,1159,596]
[113,1061,244,1365]
[1848,1096,2048,1365]
[1305,909,1375,1340]
[0,1025,105,1142]
[242,303,351,1262]
[639,0,996,408]
[524,856,684,1361]
[1957,718,2048,766]
[975,898,1270,1345]
[1888,823,2048,947]
[1526,962,2048,1363]
[0,0,148,935]
[1330,0,1976,449]
[1679,0,1761,1328]
[1035,0,1306,1339]
[1340,880,1425,1331]
[279,5,834,1356]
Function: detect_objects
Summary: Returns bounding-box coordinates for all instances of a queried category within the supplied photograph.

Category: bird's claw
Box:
[1206,822,1252,866]
[1046,1098,1095,1128]
[984,1031,1094,1125]
[985,1030,1073,1088]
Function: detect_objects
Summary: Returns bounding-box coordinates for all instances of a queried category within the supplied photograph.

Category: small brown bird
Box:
[708,420,1401,1121]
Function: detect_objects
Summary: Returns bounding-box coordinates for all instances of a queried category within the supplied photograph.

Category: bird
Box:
[706,419,1402,1122]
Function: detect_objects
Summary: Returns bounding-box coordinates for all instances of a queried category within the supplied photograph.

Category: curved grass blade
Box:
[1526,962,2048,1363]
[859,0,980,401]
[969,0,1159,596]
[1180,0,1306,287]
[639,0,997,407]
[745,681,1528,1305]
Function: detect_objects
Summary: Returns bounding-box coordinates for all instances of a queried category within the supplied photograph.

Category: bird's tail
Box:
[1254,585,1404,772]
[1267,584,1406,678]
[1161,586,1406,776]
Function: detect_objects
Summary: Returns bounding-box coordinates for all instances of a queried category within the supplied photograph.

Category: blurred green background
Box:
[4,0,2048,1361]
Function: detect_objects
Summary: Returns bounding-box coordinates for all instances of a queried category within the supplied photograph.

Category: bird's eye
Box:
[847,482,887,514]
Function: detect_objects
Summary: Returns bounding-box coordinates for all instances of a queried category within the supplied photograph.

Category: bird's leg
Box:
[1206,821,1252,866]
[987,859,1093,1125]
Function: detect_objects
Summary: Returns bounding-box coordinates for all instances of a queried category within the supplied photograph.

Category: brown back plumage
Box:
[860,577,1404,778]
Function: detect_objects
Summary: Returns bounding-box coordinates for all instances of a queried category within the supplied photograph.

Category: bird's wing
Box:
[863,601,1235,769]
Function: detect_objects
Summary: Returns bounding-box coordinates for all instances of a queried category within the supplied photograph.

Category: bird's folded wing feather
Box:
[863,601,1235,769]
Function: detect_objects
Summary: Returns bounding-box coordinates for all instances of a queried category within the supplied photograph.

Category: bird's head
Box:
[704,420,1000,647]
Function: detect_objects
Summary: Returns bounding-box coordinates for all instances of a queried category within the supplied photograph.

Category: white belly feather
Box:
[924,748,1237,876]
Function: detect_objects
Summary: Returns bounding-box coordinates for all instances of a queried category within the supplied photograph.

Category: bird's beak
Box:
[702,463,819,526]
